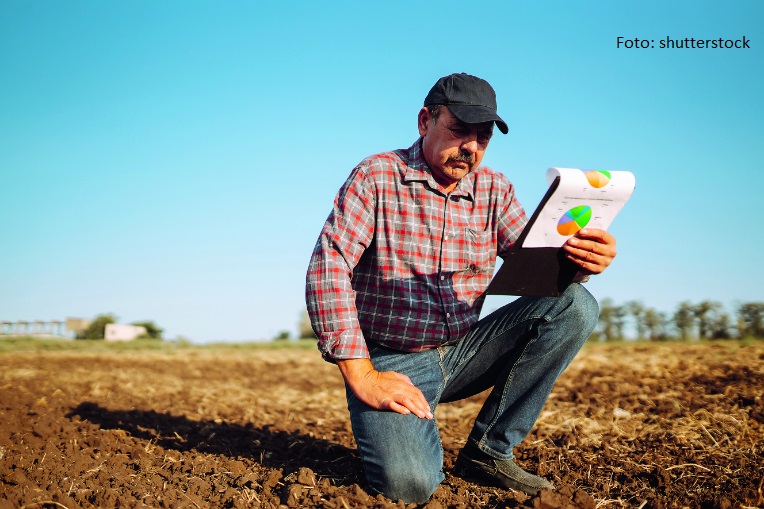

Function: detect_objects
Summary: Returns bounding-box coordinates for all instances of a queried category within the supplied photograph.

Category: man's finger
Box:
[566,237,605,255]
[401,400,433,419]
[385,391,433,419]
[394,388,432,417]
[577,228,615,244]
[565,248,612,274]
[387,400,411,415]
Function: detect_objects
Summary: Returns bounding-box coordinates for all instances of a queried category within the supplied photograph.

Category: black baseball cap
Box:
[423,73,508,134]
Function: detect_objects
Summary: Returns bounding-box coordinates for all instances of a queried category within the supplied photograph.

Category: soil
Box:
[1,341,762,508]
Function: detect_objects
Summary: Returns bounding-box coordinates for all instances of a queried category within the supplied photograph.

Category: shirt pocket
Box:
[457,228,495,275]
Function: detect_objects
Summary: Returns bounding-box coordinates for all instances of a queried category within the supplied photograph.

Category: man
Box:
[306,73,616,503]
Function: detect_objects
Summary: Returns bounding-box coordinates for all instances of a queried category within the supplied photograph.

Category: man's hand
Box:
[563,228,617,275]
[337,358,434,419]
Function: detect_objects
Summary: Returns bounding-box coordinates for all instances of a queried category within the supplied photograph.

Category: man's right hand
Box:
[337,358,434,419]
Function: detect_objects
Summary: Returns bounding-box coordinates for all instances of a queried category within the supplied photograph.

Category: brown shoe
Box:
[455,445,554,495]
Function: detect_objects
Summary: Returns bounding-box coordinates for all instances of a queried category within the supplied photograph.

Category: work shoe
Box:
[454,444,555,495]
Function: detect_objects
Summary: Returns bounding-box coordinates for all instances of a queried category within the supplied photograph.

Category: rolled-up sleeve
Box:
[306,164,376,361]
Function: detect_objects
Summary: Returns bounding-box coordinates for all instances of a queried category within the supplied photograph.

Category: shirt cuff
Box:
[318,328,369,362]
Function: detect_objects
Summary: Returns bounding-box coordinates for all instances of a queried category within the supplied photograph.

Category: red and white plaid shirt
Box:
[306,139,527,361]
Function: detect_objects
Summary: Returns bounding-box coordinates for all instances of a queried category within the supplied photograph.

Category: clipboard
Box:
[486,176,579,297]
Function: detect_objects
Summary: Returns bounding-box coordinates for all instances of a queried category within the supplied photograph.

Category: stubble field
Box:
[1,339,762,509]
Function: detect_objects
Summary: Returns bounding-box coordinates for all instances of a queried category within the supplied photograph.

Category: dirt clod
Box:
[296,466,317,486]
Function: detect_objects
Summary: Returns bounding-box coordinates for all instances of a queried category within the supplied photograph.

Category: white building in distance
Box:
[104,323,147,341]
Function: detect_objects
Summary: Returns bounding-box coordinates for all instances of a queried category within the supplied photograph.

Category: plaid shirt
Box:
[306,139,527,361]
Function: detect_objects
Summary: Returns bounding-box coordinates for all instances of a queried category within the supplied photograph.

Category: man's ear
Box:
[417,107,431,137]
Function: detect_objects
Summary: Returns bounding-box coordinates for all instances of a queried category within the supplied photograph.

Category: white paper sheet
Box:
[521,168,636,248]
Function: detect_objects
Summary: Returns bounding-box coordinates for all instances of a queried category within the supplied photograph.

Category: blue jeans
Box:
[345,283,599,502]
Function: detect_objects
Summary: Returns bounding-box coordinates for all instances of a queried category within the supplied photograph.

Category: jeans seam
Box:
[434,350,446,482]
[437,347,448,383]
[434,414,445,478]
[476,325,539,456]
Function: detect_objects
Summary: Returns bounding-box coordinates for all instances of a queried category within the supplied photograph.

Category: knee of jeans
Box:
[371,466,441,503]
[564,283,600,334]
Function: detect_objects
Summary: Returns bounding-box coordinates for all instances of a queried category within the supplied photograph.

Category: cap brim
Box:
[447,104,509,134]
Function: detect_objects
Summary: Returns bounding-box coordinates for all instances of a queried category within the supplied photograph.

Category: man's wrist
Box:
[337,358,375,384]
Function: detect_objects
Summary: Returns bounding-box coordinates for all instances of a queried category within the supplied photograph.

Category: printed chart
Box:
[521,167,636,248]
[556,205,592,236]
[584,170,611,188]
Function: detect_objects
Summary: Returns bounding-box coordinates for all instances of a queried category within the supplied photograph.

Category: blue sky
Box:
[2,1,762,342]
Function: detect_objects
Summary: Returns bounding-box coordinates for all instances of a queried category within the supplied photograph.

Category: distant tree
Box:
[77,313,117,340]
[130,320,164,340]
[273,330,291,341]
[673,301,696,340]
[694,301,724,339]
[625,300,647,340]
[737,302,764,338]
[613,304,627,340]
[298,310,317,339]
[710,313,734,339]
[598,299,626,341]
[644,308,669,341]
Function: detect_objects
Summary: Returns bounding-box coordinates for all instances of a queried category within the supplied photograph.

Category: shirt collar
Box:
[403,138,475,200]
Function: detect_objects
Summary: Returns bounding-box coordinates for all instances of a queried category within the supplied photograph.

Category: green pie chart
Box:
[557,205,592,236]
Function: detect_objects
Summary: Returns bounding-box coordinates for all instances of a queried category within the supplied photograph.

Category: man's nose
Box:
[461,138,479,154]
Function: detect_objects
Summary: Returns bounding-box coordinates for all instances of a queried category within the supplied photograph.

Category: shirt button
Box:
[440,275,445,281]
[446,313,451,318]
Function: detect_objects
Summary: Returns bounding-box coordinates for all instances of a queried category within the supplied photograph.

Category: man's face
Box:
[418,106,493,187]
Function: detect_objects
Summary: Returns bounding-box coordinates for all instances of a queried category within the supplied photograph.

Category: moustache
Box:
[447,152,476,165]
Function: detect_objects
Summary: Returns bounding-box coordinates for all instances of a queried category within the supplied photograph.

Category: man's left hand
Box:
[563,228,617,275]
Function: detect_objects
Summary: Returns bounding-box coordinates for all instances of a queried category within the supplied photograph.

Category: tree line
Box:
[594,299,764,341]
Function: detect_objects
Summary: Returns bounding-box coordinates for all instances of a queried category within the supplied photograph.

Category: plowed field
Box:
[1,340,762,508]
